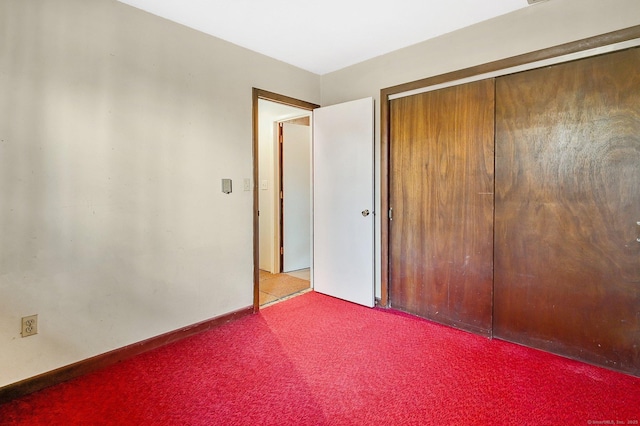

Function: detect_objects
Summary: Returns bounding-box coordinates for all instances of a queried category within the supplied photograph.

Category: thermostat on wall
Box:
[222,178,232,194]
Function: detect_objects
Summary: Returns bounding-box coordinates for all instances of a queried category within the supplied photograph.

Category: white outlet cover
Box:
[243,178,251,191]
[21,314,38,337]
[261,179,268,190]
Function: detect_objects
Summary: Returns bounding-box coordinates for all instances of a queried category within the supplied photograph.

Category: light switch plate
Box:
[222,178,232,194]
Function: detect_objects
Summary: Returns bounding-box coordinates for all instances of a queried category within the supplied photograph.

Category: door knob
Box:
[362,209,370,217]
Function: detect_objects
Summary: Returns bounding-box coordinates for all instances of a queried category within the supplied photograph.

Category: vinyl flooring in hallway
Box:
[259,269,310,306]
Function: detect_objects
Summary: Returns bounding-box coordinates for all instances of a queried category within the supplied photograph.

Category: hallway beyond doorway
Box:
[259,269,310,306]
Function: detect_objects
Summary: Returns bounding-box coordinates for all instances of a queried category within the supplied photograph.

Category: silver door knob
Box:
[362,209,370,217]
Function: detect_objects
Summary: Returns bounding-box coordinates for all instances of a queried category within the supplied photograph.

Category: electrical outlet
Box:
[243,178,251,191]
[21,315,38,337]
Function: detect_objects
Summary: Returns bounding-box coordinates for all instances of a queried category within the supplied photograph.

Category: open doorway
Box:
[252,89,319,310]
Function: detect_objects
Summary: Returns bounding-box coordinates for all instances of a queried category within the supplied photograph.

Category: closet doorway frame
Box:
[379,25,640,307]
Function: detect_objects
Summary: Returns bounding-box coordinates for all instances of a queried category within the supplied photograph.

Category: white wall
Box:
[320,0,640,297]
[257,102,278,272]
[0,0,319,387]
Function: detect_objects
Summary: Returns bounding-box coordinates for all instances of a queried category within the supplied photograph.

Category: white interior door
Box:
[282,122,311,272]
[313,97,375,307]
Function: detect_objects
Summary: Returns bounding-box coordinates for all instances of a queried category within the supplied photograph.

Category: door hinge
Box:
[280,247,284,255]
[389,207,393,221]
[280,191,283,199]
[279,123,283,143]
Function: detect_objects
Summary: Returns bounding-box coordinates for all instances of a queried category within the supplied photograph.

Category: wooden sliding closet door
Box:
[389,79,495,335]
[494,48,640,375]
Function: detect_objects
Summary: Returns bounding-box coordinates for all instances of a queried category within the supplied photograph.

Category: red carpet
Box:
[1,291,639,425]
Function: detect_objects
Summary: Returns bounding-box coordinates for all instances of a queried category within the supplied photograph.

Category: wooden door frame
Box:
[278,122,284,272]
[379,25,640,308]
[252,88,319,312]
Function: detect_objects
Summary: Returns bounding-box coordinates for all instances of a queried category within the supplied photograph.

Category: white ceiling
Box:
[117,0,530,75]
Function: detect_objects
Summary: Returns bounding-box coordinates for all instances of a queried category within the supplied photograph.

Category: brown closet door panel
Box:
[390,79,495,335]
[494,48,640,375]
